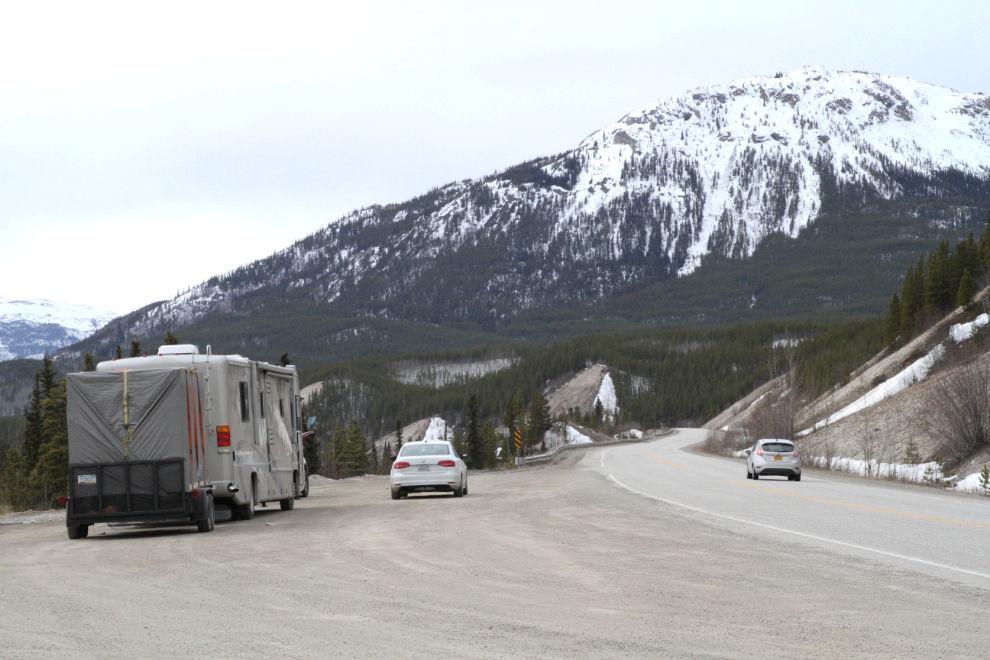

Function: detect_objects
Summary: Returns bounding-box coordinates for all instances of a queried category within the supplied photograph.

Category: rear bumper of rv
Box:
[66,459,210,527]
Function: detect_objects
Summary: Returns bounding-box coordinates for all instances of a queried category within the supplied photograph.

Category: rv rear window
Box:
[239,382,250,422]
[259,391,265,417]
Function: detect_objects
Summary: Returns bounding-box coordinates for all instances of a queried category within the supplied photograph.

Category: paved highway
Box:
[593,429,990,589]
[2,431,989,658]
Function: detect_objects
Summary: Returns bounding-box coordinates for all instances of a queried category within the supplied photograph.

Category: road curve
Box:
[591,429,990,589]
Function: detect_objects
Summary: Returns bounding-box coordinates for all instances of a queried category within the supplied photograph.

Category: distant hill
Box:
[1,298,117,362]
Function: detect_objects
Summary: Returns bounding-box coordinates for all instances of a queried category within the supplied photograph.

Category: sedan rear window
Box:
[761,443,794,453]
[399,444,451,457]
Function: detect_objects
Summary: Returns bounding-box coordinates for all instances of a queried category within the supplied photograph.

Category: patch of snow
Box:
[954,470,990,494]
[949,313,989,343]
[808,456,944,483]
[0,298,119,335]
[594,373,618,416]
[422,416,454,443]
[566,426,594,445]
[799,344,945,436]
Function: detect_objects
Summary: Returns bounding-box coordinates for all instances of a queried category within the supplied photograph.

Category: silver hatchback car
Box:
[745,439,801,481]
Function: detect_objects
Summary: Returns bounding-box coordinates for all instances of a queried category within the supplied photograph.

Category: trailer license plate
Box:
[418,465,429,472]
[774,456,782,461]
[78,474,97,485]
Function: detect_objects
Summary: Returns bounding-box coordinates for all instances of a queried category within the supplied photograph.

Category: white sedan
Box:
[390,441,468,499]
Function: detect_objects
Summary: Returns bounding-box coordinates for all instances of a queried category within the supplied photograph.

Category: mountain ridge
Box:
[62,67,990,365]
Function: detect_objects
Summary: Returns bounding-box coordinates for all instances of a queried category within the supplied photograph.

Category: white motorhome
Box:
[95,344,307,520]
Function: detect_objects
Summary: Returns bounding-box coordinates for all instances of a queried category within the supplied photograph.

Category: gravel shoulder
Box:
[1,455,988,659]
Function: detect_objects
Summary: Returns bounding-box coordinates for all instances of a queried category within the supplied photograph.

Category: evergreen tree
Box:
[130,340,141,358]
[980,211,990,268]
[527,391,552,447]
[0,446,30,510]
[904,438,922,465]
[883,294,902,345]
[923,251,943,310]
[938,240,956,308]
[466,394,482,469]
[115,344,123,360]
[30,378,69,504]
[278,352,291,367]
[83,353,96,372]
[957,268,975,308]
[342,421,368,476]
[23,352,57,471]
[394,417,403,457]
[163,331,179,345]
[594,398,605,426]
[23,373,43,472]
[481,422,498,468]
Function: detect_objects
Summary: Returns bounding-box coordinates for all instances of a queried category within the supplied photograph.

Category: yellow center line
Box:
[639,448,686,470]
[727,480,990,530]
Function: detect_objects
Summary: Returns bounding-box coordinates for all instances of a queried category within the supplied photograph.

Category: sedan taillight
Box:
[393,461,410,469]
[438,460,455,467]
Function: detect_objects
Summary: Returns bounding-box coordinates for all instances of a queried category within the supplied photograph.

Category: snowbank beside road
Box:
[799,345,945,436]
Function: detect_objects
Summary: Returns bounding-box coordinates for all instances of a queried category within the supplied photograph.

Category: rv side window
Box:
[279,398,285,418]
[239,382,250,422]
[259,391,265,418]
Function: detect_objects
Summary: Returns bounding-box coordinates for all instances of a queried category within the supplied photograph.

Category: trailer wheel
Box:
[279,496,294,511]
[67,525,86,540]
[197,494,215,533]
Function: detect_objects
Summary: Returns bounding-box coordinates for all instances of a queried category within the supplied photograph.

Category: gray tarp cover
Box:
[67,368,197,465]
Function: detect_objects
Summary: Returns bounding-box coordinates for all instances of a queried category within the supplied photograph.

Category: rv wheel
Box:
[197,494,215,533]
[301,472,310,498]
[279,496,294,511]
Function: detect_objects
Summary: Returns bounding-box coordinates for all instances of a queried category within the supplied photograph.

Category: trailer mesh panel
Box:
[70,460,185,516]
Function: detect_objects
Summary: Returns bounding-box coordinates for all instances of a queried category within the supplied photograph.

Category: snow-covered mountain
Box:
[74,68,990,356]
[0,298,118,361]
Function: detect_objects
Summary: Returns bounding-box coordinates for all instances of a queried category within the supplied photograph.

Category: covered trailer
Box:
[65,367,215,538]
[65,344,306,539]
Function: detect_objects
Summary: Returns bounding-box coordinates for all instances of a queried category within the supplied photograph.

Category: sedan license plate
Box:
[774,456,783,461]
[418,465,430,472]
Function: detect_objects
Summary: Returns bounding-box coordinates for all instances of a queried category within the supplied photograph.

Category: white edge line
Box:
[607,474,990,580]
[600,448,611,468]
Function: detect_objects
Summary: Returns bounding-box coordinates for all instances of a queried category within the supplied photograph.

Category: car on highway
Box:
[390,440,468,499]
[745,439,801,481]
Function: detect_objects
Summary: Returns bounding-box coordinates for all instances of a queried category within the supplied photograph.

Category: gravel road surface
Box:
[2,429,988,658]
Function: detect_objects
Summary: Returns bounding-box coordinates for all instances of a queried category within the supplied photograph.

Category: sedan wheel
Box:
[391,488,401,500]
[752,472,759,480]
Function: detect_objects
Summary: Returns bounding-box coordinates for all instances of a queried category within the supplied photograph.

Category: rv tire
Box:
[301,471,310,498]
[197,494,215,533]
[237,482,256,520]
[280,496,294,511]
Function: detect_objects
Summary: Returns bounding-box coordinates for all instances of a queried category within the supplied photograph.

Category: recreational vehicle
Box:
[63,344,307,538]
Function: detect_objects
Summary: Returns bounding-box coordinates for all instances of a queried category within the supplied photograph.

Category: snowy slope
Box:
[76,68,990,348]
[0,298,118,361]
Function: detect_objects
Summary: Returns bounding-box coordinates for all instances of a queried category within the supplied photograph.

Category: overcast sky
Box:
[3,0,988,314]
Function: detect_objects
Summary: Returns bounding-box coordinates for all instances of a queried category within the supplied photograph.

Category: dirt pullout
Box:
[3,461,989,658]
[546,365,605,417]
